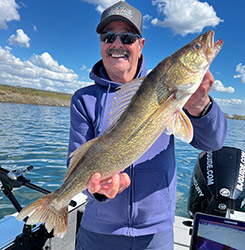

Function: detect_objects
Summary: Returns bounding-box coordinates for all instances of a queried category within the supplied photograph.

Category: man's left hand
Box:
[184,69,214,117]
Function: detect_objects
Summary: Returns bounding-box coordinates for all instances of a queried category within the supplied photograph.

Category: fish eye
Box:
[193,43,201,50]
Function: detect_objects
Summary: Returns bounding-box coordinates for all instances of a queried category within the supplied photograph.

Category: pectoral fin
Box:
[64,137,99,181]
[165,110,193,143]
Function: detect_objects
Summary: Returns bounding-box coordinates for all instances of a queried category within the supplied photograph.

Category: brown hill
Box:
[0,84,72,107]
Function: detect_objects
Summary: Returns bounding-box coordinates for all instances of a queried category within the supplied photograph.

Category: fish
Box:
[16,30,223,237]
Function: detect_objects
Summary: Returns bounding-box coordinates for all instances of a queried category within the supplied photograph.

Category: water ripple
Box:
[0,103,69,217]
[0,103,244,219]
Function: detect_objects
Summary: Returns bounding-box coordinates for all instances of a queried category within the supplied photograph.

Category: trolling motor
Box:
[188,146,245,218]
[0,165,77,250]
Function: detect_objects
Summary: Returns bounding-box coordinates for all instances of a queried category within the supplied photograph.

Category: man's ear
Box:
[138,38,145,58]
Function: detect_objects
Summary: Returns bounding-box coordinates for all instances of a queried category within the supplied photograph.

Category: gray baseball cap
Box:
[96,1,143,37]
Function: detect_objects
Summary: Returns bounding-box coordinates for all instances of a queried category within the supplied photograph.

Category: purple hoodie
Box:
[67,56,227,237]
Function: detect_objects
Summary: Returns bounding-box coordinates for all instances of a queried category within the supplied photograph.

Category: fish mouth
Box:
[214,38,223,56]
[206,30,223,59]
[106,48,130,58]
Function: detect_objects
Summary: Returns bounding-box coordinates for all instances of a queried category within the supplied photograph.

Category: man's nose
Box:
[113,35,123,46]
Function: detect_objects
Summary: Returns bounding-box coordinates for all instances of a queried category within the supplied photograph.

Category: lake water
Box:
[0,102,244,219]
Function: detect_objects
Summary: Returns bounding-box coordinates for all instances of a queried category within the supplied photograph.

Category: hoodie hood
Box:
[89,55,147,88]
[89,55,147,135]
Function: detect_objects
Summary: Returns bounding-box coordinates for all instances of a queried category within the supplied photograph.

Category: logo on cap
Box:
[108,5,133,20]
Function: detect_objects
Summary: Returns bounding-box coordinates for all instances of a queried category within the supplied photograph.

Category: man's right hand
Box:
[87,172,131,199]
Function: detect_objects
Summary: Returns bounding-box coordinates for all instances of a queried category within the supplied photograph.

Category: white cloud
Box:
[81,0,123,12]
[4,46,12,51]
[212,80,235,93]
[151,0,223,36]
[32,24,38,32]
[30,52,72,74]
[81,65,87,71]
[8,29,30,48]
[234,63,245,83]
[215,98,245,116]
[219,99,243,105]
[80,65,91,73]
[143,14,153,29]
[143,14,152,22]
[147,69,152,75]
[0,46,92,93]
[0,0,20,29]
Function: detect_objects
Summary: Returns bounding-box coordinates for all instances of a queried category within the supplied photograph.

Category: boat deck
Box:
[174,216,192,249]
[0,194,193,249]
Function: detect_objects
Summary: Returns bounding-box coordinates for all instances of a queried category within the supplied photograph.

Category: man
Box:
[67,1,227,249]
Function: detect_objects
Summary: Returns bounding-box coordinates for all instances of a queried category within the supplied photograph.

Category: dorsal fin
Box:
[105,77,145,133]
[64,137,99,181]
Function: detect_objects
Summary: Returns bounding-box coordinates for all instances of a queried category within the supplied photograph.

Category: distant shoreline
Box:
[0,84,72,107]
[1,84,244,120]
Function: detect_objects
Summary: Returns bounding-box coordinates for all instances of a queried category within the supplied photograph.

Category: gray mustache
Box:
[106,48,130,57]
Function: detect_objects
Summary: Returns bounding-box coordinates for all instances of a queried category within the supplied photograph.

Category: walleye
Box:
[16,30,223,237]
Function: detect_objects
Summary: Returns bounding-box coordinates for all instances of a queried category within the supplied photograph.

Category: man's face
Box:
[100,21,145,83]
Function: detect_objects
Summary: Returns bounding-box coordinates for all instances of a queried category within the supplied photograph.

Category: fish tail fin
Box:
[16,192,68,238]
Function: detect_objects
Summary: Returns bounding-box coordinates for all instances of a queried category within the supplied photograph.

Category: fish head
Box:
[165,30,223,94]
[180,30,223,72]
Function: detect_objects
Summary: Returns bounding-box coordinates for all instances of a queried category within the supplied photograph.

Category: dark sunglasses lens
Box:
[100,32,116,43]
[100,32,139,44]
[120,33,138,44]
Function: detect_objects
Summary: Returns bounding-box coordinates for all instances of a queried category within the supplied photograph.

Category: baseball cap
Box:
[96,1,143,37]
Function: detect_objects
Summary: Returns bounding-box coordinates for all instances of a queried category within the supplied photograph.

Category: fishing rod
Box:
[0,165,77,250]
[0,165,76,211]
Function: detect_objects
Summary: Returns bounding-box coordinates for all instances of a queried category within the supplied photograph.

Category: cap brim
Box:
[96,15,142,37]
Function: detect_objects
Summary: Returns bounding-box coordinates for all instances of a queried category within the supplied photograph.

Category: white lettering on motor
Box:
[236,151,245,192]
[193,175,204,197]
[206,151,214,185]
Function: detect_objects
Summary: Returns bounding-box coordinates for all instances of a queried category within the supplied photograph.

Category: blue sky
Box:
[0,0,244,115]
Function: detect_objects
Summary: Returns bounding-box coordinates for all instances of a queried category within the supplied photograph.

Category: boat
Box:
[0,146,244,249]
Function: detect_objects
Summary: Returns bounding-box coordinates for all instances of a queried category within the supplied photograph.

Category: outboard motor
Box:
[188,146,245,218]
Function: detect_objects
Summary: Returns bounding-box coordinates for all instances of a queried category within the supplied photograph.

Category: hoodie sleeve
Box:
[187,97,227,151]
[67,93,95,164]
[67,89,109,201]
[66,91,97,199]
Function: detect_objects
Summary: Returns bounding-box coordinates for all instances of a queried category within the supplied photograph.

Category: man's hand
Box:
[87,172,131,199]
[184,69,214,117]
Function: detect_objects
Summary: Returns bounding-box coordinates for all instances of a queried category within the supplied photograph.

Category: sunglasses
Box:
[100,31,141,45]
